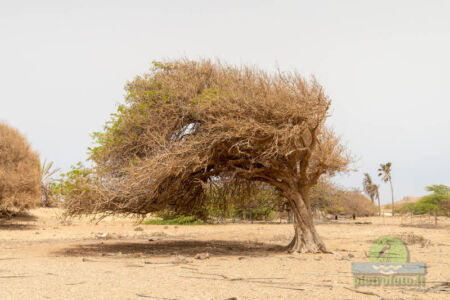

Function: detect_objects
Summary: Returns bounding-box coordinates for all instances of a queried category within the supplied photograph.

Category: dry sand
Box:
[0,208,449,299]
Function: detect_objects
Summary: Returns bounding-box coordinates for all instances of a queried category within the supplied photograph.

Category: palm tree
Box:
[363,173,381,216]
[40,160,60,207]
[378,162,394,216]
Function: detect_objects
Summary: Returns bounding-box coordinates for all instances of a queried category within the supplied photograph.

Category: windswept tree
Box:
[64,59,350,253]
[378,162,394,216]
[362,173,380,216]
[0,122,41,215]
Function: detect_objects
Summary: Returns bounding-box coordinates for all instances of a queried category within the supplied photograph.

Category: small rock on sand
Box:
[171,255,190,264]
[194,252,210,260]
[96,232,112,240]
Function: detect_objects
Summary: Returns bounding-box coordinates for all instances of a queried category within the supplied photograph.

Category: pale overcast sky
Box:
[1,0,449,203]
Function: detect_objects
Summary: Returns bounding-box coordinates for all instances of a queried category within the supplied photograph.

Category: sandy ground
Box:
[0,208,449,300]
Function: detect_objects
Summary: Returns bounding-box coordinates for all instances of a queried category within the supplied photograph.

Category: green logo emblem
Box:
[369,236,408,264]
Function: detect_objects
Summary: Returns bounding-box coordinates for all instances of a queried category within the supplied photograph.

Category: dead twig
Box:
[135,294,179,300]
[258,285,305,291]
[425,282,450,293]
[343,287,383,299]
[65,281,86,286]
[179,266,198,271]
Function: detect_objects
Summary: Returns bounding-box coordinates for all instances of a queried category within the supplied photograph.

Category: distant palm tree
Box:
[363,173,381,216]
[40,160,60,207]
[378,162,394,216]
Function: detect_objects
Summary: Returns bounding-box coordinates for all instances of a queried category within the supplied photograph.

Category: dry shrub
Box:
[342,190,377,216]
[270,234,290,242]
[398,232,431,247]
[0,122,40,215]
[310,179,377,216]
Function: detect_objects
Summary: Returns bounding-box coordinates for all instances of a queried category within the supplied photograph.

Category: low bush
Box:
[0,123,40,215]
[143,214,206,225]
[310,179,377,216]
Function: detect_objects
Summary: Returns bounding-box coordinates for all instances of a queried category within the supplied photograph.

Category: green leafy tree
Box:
[414,184,449,215]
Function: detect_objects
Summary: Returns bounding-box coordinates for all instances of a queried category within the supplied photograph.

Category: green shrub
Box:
[396,202,416,214]
[234,207,277,221]
[143,214,206,225]
[395,185,449,215]
[264,210,277,221]
[413,197,438,215]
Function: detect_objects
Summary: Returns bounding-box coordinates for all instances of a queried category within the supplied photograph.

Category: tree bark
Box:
[285,189,328,253]
[377,195,381,216]
[390,180,395,216]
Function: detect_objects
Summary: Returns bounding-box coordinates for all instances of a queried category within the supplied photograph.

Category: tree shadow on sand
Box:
[56,240,287,258]
[0,213,38,230]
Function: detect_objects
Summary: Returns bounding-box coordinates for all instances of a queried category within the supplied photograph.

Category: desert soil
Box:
[0,208,449,300]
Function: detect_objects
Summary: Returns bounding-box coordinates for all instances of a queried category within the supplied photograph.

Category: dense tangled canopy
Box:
[66,59,348,215]
[64,59,350,253]
[0,122,40,214]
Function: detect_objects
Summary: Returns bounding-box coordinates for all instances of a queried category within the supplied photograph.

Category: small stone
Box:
[134,227,144,231]
[82,258,93,262]
[194,252,210,260]
[96,232,112,240]
[172,255,190,264]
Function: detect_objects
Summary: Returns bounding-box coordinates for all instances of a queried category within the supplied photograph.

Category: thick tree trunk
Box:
[377,195,381,216]
[285,189,328,253]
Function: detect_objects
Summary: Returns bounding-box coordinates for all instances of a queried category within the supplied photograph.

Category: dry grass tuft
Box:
[398,232,431,247]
